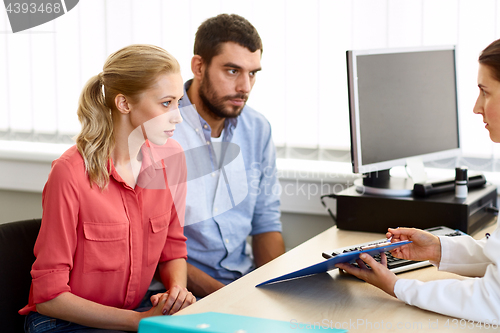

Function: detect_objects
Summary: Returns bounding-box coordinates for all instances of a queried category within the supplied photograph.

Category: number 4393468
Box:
[6,3,62,14]
[443,319,498,330]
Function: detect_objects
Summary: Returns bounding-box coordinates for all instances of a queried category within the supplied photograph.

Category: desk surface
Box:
[177,221,499,332]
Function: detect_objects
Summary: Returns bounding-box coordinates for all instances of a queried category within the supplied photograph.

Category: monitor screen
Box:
[347,46,461,176]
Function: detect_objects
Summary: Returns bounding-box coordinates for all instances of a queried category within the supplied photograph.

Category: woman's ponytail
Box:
[76,74,115,189]
[75,44,180,189]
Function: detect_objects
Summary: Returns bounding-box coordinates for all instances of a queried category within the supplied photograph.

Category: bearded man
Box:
[171,14,285,298]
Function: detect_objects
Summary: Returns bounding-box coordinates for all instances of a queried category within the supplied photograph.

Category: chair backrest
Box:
[0,219,41,333]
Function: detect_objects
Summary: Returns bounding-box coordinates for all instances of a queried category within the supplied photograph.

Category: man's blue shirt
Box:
[173,80,282,284]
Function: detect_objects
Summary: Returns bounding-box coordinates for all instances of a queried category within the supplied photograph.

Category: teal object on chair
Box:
[139,312,347,332]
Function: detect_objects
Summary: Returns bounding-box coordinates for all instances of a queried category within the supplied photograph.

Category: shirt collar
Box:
[108,159,122,184]
[108,141,168,191]
[140,140,166,170]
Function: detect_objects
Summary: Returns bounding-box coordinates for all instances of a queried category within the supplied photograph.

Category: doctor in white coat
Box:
[336,38,500,324]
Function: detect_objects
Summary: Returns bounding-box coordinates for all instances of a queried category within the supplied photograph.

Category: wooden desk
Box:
[178,220,499,332]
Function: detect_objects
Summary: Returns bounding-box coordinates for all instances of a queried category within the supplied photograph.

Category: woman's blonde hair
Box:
[76,44,180,189]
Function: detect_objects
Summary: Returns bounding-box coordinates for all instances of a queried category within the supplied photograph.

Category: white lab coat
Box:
[394,226,500,323]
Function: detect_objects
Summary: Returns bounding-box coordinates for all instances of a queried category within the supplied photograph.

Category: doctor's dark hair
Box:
[479,39,500,82]
[76,44,180,189]
[194,13,262,65]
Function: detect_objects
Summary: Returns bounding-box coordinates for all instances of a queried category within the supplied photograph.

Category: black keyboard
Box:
[322,226,466,273]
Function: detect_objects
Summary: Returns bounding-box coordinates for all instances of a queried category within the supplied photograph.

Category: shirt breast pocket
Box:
[83,222,128,273]
[148,212,171,266]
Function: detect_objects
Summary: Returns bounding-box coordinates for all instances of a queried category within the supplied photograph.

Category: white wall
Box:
[2,0,500,156]
[3,1,500,249]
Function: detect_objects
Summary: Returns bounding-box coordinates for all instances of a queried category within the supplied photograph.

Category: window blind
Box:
[1,0,500,157]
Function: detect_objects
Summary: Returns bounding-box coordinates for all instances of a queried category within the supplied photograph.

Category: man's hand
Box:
[387,227,441,262]
[336,253,398,297]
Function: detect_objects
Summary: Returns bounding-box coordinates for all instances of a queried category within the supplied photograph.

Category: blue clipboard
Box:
[256,240,412,287]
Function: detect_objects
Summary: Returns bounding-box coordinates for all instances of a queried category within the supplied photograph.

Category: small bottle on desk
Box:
[455,166,468,199]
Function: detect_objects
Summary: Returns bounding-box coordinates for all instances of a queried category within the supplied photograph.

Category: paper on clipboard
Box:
[256,240,412,287]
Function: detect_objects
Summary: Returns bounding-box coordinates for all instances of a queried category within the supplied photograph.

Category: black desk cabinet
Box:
[336,184,498,234]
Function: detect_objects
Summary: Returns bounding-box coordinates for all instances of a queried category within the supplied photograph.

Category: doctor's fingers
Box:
[355,258,368,270]
[359,253,387,274]
[379,252,388,266]
[387,227,416,241]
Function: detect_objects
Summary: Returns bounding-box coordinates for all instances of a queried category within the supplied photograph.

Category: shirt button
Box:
[214,207,218,212]
[195,128,199,132]
[206,141,210,145]
[225,239,229,244]
[211,172,216,177]
[203,124,208,129]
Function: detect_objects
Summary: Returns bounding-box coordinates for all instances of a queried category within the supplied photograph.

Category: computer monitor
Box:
[347,45,461,196]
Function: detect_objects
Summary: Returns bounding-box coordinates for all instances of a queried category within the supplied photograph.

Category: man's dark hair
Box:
[194,14,263,65]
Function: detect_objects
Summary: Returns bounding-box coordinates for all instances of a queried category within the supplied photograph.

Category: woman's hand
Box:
[335,253,398,297]
[387,227,441,262]
[149,285,196,315]
[138,295,170,319]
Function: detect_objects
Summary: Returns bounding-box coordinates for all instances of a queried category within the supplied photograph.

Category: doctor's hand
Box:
[150,286,196,315]
[386,227,441,263]
[335,253,398,297]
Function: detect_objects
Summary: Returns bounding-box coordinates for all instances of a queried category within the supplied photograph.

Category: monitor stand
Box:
[354,169,413,197]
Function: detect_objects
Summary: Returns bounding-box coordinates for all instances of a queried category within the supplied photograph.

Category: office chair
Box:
[0,218,41,333]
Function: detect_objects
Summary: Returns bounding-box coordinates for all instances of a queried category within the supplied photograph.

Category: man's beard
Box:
[198,70,248,119]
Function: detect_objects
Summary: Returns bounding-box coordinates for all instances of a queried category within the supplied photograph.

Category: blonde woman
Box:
[337,39,500,324]
[20,44,195,332]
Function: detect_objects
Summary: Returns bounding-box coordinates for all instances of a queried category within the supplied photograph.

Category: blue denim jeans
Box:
[24,312,130,333]
[24,290,163,333]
